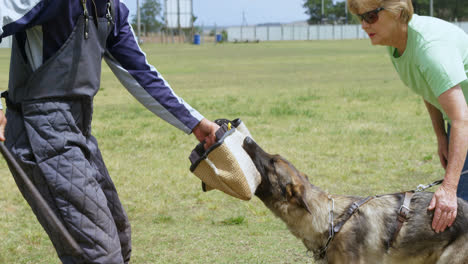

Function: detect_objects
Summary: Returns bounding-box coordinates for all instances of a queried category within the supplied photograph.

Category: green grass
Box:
[0,40,443,263]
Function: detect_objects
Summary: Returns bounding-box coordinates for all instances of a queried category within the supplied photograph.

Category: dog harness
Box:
[314,179,443,260]
[389,179,443,247]
[314,195,375,259]
[390,191,414,248]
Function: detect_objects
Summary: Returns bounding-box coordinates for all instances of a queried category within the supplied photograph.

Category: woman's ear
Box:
[395,9,404,23]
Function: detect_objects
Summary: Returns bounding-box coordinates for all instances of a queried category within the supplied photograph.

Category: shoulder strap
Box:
[389,191,414,248]
[333,196,375,234]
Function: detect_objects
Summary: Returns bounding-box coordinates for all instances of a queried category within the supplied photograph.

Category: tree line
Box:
[133,0,468,34]
[303,0,468,24]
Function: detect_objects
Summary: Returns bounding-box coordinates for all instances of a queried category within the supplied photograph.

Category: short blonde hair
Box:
[348,0,413,24]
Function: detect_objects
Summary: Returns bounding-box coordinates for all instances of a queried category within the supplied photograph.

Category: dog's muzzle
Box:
[189,118,261,200]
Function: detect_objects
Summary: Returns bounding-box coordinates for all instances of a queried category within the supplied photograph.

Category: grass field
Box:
[0,40,444,263]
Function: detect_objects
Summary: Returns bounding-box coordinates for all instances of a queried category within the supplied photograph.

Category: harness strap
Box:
[389,191,414,248]
[387,180,442,248]
[81,0,89,39]
[333,196,375,233]
[313,179,443,259]
[90,0,99,28]
[315,195,375,259]
[106,0,115,26]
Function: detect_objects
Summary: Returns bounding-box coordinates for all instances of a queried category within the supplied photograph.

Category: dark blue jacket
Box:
[0,0,203,133]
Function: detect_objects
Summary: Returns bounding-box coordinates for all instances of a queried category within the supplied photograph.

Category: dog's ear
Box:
[286,183,312,214]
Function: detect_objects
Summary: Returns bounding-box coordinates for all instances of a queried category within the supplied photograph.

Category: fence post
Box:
[332,24,335,40]
[241,26,243,41]
[292,25,295,40]
[341,24,344,40]
[267,25,270,41]
[317,24,320,40]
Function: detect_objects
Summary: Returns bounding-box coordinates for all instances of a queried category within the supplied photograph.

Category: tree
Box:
[413,0,468,21]
[303,0,333,24]
[303,0,351,24]
[328,1,347,23]
[132,0,163,34]
[433,0,468,21]
[304,0,468,25]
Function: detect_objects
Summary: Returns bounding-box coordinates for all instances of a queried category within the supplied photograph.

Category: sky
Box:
[124,0,312,27]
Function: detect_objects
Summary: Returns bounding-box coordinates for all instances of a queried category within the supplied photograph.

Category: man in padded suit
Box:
[0,1,219,263]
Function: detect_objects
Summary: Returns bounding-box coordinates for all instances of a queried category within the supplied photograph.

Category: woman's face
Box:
[357,6,400,47]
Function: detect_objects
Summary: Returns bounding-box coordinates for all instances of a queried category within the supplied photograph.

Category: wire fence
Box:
[1,22,467,47]
[227,22,468,42]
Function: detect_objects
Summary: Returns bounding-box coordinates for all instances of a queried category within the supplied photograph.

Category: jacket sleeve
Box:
[0,0,59,40]
[104,2,203,134]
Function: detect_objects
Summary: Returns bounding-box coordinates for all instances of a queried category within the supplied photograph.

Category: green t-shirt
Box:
[388,14,468,121]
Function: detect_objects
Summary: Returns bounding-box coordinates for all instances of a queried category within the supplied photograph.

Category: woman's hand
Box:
[192,118,220,149]
[428,184,458,233]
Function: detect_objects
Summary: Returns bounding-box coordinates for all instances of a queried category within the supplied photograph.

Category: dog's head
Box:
[243,137,312,214]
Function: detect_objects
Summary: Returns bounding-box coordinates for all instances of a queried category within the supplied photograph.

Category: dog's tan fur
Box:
[243,137,468,264]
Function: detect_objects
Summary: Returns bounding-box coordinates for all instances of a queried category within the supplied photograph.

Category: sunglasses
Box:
[357,7,385,24]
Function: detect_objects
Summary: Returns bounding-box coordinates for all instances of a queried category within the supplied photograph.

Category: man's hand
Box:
[428,184,458,233]
[192,118,220,149]
[0,110,6,141]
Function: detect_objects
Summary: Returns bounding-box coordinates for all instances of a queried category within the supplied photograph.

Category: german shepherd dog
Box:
[242,137,468,264]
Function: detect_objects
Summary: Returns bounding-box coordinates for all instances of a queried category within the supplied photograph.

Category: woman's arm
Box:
[424,100,448,169]
[428,85,468,233]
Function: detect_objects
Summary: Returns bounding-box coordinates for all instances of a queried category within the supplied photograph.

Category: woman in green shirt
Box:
[348,0,468,234]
